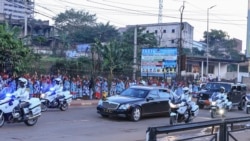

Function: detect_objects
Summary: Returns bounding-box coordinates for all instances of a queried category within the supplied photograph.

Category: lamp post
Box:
[206,5,216,76]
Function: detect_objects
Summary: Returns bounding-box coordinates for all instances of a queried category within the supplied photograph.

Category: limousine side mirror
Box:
[146,97,154,101]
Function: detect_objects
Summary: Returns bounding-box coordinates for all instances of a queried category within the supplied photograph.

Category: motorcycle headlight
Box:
[119,103,131,110]
[211,101,216,106]
[98,100,103,106]
[219,109,224,115]
[40,93,46,99]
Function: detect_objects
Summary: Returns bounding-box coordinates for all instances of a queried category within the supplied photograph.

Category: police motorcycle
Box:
[40,78,72,112]
[169,87,199,125]
[209,87,232,118]
[243,94,250,114]
[0,78,41,127]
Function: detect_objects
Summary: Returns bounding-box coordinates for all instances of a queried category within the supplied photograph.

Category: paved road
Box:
[0,104,249,141]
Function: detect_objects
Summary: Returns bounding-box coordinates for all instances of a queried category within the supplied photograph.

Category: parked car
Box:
[96,86,172,121]
[196,82,246,109]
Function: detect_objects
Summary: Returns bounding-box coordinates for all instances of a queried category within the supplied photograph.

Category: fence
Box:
[146,116,250,141]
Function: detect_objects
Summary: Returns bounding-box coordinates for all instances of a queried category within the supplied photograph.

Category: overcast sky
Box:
[34,0,248,52]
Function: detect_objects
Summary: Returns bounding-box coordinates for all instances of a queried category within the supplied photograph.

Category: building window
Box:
[155,30,158,34]
[163,29,166,33]
[171,40,175,44]
[208,65,214,74]
[172,29,175,33]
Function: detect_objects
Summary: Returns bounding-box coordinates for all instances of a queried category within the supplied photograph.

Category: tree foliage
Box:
[53,9,119,44]
[0,23,36,74]
[53,9,96,31]
[203,29,242,60]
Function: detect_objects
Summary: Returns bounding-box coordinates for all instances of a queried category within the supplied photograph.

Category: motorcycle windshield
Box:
[171,96,182,104]
[0,87,13,100]
[211,92,219,101]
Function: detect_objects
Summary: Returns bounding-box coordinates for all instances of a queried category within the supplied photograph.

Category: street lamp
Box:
[206,5,216,76]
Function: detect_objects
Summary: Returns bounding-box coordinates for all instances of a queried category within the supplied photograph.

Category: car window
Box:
[159,92,171,99]
[206,83,232,92]
[237,85,241,91]
[148,90,159,99]
[242,85,246,91]
[120,88,149,98]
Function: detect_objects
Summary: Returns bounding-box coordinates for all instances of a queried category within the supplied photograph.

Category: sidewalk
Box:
[70,99,99,107]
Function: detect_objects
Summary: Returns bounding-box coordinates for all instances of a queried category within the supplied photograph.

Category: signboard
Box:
[141,47,177,77]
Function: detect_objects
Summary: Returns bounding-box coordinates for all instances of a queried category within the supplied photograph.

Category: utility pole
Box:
[206,5,216,76]
[246,0,250,73]
[158,0,163,23]
[177,2,185,81]
[132,26,137,81]
[24,0,28,37]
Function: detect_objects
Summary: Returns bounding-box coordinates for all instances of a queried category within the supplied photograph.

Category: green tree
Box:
[119,26,157,68]
[53,8,96,32]
[192,48,205,56]
[94,22,119,42]
[203,29,242,60]
[94,40,129,81]
[0,23,35,74]
[121,26,157,47]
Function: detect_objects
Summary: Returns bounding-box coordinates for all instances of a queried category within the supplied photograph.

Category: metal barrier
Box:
[146,116,250,141]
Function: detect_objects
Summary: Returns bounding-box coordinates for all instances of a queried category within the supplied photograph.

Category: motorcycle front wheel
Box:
[211,109,216,118]
[24,118,38,126]
[0,112,5,127]
[170,116,177,125]
[60,102,69,111]
[41,102,48,112]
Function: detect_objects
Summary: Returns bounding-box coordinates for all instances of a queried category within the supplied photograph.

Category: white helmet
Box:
[54,78,62,85]
[18,77,28,88]
[183,87,189,95]
[139,80,146,86]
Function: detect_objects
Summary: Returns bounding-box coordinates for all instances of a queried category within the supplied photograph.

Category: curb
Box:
[69,100,99,107]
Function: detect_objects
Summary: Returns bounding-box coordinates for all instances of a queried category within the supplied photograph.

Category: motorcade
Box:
[196,82,246,110]
[96,86,172,121]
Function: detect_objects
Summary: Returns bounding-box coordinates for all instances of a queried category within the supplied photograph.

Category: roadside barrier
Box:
[146,116,250,141]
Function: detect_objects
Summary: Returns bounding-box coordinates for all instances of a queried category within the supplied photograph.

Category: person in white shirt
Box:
[12,77,30,119]
[12,77,29,101]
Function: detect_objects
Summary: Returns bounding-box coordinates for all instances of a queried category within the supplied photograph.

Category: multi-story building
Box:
[120,22,194,48]
[0,0,34,20]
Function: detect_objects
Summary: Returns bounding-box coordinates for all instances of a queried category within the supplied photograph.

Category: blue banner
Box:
[141,47,177,77]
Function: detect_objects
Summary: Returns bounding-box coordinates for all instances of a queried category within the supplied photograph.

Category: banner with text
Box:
[141,47,177,77]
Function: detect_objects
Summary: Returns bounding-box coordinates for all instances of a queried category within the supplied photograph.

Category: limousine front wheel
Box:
[130,107,141,122]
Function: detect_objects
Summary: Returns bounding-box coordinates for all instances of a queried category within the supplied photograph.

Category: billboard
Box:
[141,47,177,77]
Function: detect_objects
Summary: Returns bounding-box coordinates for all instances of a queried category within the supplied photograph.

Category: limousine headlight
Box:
[119,103,131,110]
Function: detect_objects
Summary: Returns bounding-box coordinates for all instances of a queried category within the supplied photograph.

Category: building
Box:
[0,0,34,20]
[120,22,194,48]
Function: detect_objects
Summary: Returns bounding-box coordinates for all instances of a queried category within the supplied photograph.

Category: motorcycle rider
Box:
[12,77,30,118]
[217,86,231,110]
[50,77,63,94]
[169,86,193,123]
[49,78,64,105]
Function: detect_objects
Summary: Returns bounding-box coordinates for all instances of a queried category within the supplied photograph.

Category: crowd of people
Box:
[0,72,203,100]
